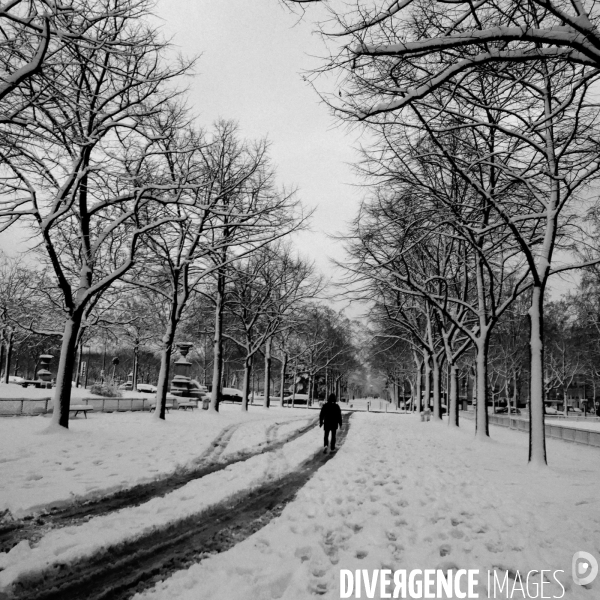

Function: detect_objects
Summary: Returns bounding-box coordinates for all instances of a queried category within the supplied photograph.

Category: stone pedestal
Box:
[170,343,194,397]
[37,355,53,383]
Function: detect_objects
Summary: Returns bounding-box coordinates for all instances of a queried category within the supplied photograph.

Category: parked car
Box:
[495,406,521,414]
[221,387,244,402]
[545,407,560,415]
[118,382,133,391]
[7,375,25,384]
[137,383,157,393]
[568,407,583,414]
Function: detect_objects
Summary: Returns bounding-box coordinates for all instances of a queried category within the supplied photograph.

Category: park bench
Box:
[20,380,52,389]
[149,403,173,413]
[69,405,94,418]
[177,401,196,411]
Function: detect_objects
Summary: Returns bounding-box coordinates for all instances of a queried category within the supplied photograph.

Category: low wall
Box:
[464,412,600,448]
[0,396,168,416]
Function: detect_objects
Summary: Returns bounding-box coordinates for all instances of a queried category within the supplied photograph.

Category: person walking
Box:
[320,393,343,454]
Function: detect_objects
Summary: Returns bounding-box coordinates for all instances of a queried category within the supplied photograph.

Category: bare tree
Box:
[0,1,194,428]
[200,122,308,413]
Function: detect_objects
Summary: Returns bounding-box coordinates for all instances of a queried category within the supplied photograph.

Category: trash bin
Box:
[202,398,210,410]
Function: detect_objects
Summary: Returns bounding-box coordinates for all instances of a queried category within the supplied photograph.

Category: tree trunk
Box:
[423,355,431,415]
[209,271,225,413]
[241,354,252,411]
[51,314,83,429]
[132,344,139,392]
[475,339,489,439]
[75,342,83,388]
[3,330,13,385]
[291,362,297,408]
[448,363,459,427]
[528,285,547,465]
[432,354,442,420]
[279,352,288,405]
[155,324,176,421]
[264,336,272,409]
[0,337,5,382]
[414,354,423,413]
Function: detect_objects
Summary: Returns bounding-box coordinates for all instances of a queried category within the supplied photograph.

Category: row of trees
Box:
[289,0,600,465]
[0,0,361,427]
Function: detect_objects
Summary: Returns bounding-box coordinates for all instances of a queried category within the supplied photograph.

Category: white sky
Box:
[155,0,365,308]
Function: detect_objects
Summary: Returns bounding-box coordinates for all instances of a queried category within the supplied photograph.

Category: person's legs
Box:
[324,428,330,449]
[331,428,337,451]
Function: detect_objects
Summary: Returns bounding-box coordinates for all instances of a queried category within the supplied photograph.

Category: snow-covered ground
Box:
[0,406,315,517]
[0,418,324,593]
[134,413,600,600]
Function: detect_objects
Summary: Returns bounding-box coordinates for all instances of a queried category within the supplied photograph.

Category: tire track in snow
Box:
[0,417,318,553]
[5,414,350,600]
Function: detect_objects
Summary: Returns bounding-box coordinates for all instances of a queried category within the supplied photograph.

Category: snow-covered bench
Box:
[149,403,173,413]
[177,401,196,411]
[69,405,94,418]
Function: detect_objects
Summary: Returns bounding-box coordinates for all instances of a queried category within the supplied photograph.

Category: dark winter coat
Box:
[320,401,342,430]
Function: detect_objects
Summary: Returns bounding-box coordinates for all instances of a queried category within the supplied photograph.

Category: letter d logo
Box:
[572,551,598,586]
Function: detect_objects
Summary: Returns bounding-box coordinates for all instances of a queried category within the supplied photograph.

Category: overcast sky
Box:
[155,0,366,307]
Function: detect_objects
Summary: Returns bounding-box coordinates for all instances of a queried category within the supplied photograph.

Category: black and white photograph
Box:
[1,1,600,599]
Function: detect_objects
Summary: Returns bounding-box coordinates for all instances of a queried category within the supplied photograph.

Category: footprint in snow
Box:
[308,580,328,596]
[345,521,363,533]
[439,543,452,557]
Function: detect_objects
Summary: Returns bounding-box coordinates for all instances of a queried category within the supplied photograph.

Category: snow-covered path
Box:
[0,413,332,596]
[134,413,600,600]
[0,406,314,517]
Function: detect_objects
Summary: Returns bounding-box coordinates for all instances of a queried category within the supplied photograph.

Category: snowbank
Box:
[134,413,600,600]
[0,406,313,517]
[0,419,323,594]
